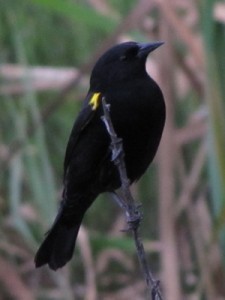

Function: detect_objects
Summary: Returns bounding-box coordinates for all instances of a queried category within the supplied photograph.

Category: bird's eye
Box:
[120,47,138,61]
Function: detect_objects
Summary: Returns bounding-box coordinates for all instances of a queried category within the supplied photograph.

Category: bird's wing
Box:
[63,91,102,177]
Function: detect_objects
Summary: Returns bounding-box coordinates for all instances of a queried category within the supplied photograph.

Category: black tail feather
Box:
[35,219,81,270]
[35,192,97,270]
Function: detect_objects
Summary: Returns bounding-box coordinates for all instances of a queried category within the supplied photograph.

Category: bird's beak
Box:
[138,41,164,58]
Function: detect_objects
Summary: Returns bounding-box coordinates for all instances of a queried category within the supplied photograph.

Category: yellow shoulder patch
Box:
[89,92,101,110]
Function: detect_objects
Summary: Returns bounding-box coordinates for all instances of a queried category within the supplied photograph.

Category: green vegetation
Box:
[0,0,225,299]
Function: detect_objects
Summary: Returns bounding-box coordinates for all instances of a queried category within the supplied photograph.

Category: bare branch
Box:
[101,97,163,300]
[0,64,79,95]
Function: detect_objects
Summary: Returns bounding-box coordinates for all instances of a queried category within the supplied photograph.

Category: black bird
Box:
[35,41,165,270]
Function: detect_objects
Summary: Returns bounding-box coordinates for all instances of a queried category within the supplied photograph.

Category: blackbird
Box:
[35,41,165,270]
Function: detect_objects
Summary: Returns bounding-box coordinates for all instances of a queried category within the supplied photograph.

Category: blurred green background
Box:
[0,0,225,299]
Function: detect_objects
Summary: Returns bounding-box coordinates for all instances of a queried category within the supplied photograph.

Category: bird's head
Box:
[90,41,163,91]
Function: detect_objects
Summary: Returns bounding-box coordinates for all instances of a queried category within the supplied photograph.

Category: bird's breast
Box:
[102,79,165,182]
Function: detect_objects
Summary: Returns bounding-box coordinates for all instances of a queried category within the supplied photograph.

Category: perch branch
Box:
[101,97,163,300]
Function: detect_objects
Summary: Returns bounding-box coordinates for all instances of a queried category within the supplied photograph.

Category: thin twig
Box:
[101,97,163,300]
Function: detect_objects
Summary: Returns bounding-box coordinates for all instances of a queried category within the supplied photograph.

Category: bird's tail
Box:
[34,214,82,270]
[35,191,98,270]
